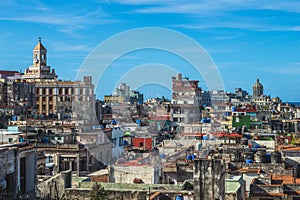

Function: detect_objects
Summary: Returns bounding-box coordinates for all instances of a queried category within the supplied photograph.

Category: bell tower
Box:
[33,37,47,67]
[23,37,57,81]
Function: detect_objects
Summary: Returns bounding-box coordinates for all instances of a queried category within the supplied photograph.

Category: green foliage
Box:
[90,183,109,200]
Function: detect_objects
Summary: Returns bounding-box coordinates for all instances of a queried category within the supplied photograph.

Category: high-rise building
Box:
[171,73,202,131]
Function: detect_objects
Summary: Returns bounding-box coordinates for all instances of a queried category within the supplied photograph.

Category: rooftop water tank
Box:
[186,155,192,160]
[11,116,17,121]
[203,135,209,140]
[176,196,183,200]
[192,154,196,160]
[246,159,253,164]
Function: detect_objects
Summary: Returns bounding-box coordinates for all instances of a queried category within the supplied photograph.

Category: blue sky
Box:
[1,0,300,101]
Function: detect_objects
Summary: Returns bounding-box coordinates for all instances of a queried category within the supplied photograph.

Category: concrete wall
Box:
[194,158,226,200]
[19,149,36,193]
[0,148,18,194]
[36,170,72,199]
[111,164,161,184]
[86,142,113,165]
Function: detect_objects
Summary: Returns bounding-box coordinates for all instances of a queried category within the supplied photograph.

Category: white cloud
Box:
[0,1,117,35]
[110,0,300,14]
[49,42,93,52]
[263,65,300,75]
[108,0,300,31]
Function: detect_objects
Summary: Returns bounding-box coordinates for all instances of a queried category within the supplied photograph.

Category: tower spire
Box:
[39,37,41,43]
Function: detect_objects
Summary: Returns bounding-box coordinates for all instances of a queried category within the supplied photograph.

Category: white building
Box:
[111,127,124,162]
[171,73,202,132]
[110,156,162,184]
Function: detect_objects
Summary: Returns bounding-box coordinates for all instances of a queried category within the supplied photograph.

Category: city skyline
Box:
[1,1,300,100]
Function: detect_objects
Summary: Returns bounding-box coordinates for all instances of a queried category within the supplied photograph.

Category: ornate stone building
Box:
[22,38,95,121]
[23,37,57,81]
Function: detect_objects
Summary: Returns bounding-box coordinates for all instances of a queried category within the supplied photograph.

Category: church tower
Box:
[23,37,57,82]
[33,37,47,67]
[252,78,263,97]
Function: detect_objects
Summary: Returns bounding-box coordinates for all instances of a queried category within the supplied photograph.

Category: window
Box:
[112,138,116,146]
[119,137,123,146]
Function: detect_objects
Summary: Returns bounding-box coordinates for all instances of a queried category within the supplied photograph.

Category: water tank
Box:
[186,155,192,160]
[232,106,237,112]
[11,116,17,121]
[111,119,117,125]
[192,154,196,160]
[136,119,141,125]
[159,153,166,159]
[246,159,253,164]
[176,196,183,200]
[225,112,230,116]
[271,151,282,163]
[206,118,211,123]
[203,135,209,140]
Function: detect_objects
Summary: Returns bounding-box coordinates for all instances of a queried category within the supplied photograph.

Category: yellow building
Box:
[104,95,125,104]
[22,38,95,120]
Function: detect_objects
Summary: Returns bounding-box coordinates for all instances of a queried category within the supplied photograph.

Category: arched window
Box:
[41,54,44,61]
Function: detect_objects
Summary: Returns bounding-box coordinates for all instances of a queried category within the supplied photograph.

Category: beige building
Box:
[22,38,95,120]
[104,95,125,104]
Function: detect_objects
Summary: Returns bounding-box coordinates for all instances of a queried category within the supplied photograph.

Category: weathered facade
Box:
[194,158,226,200]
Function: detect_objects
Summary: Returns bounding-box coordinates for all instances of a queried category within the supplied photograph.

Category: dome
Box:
[253,79,263,88]
[253,78,263,97]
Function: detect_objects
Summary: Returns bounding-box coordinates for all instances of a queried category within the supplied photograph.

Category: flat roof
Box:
[225,181,240,193]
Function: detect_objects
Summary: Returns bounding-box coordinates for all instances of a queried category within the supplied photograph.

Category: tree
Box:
[90,183,109,200]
